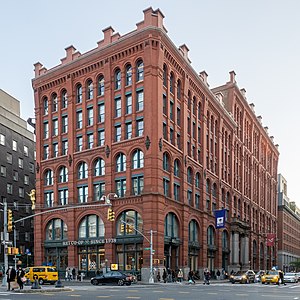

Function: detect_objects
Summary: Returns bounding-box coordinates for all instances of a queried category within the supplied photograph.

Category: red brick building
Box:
[32,7,279,280]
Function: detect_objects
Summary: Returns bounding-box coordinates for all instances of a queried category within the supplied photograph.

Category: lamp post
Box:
[100,193,118,205]
[105,259,108,273]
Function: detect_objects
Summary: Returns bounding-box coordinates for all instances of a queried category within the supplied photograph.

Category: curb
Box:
[13,287,73,293]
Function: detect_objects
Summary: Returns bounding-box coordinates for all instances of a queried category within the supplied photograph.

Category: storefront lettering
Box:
[63,238,116,246]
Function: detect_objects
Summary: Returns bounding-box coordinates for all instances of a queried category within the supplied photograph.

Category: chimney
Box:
[215,92,224,102]
[34,62,43,77]
[229,70,236,83]
[178,44,190,62]
[61,45,80,64]
[264,126,269,133]
[249,103,255,112]
[275,144,279,149]
[257,115,262,124]
[270,136,274,143]
[199,71,209,87]
[240,88,246,98]
[136,7,165,31]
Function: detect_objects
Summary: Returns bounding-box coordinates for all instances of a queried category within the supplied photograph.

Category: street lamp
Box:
[100,193,118,205]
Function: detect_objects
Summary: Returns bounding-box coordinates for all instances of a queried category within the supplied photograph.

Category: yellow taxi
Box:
[261,270,281,284]
[24,266,58,285]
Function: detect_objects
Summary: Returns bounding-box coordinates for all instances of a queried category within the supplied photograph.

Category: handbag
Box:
[21,277,27,283]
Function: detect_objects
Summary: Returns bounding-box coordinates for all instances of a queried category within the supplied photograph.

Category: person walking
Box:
[162,268,167,283]
[216,269,221,280]
[279,270,286,285]
[17,266,25,290]
[188,270,195,284]
[203,268,211,285]
[6,266,17,291]
[177,269,183,283]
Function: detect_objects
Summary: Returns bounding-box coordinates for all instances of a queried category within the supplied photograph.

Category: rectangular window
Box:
[53,119,58,136]
[163,123,167,139]
[29,163,34,173]
[19,187,24,198]
[76,111,83,129]
[132,176,144,195]
[24,145,29,156]
[7,183,13,194]
[59,189,68,205]
[115,179,126,197]
[115,98,122,118]
[136,90,144,111]
[174,183,180,201]
[87,107,94,126]
[192,122,196,139]
[62,115,68,133]
[177,107,181,126]
[163,94,167,115]
[77,136,83,151]
[25,232,30,242]
[115,125,121,142]
[43,145,49,159]
[198,126,201,143]
[87,133,94,149]
[44,122,49,139]
[170,101,174,120]
[53,143,58,157]
[13,170,18,181]
[187,117,191,135]
[78,186,88,203]
[94,182,105,201]
[187,190,192,206]
[7,153,12,164]
[126,94,132,114]
[177,133,181,150]
[0,134,5,145]
[136,119,144,137]
[13,140,17,151]
[24,174,29,185]
[163,178,170,197]
[45,191,54,207]
[18,157,23,168]
[98,103,105,123]
[170,128,174,144]
[126,123,132,139]
[195,194,200,209]
[1,165,6,177]
[98,129,105,146]
[62,140,68,155]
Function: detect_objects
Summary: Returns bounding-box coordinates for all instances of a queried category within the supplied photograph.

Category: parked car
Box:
[255,270,265,282]
[261,270,281,284]
[284,272,298,283]
[91,271,134,286]
[230,270,256,284]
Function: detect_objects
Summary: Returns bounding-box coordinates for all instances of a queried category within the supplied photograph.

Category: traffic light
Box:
[107,208,115,221]
[12,247,19,255]
[7,209,13,232]
[126,224,134,233]
[120,224,125,232]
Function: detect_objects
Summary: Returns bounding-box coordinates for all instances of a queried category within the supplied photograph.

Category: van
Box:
[24,266,58,285]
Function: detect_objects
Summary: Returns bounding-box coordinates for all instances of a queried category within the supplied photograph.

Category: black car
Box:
[91,271,133,286]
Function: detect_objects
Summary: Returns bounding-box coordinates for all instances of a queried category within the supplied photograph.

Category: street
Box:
[0,281,299,300]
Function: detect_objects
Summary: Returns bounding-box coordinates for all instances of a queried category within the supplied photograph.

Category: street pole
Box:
[149,229,154,283]
[2,198,8,286]
[13,227,17,269]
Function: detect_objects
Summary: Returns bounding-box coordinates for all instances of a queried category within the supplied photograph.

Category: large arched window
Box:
[44,169,53,186]
[116,153,126,172]
[98,75,105,96]
[126,64,132,86]
[87,79,93,99]
[163,152,170,172]
[76,84,82,103]
[94,158,105,176]
[115,69,121,90]
[116,210,143,236]
[43,97,49,115]
[58,166,68,183]
[79,215,105,238]
[189,220,199,242]
[136,60,144,82]
[46,218,68,240]
[132,149,144,169]
[78,162,88,179]
[174,159,180,177]
[207,226,215,246]
[164,212,179,238]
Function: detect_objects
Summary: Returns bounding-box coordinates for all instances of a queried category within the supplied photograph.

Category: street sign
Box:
[144,247,150,250]
[25,248,30,254]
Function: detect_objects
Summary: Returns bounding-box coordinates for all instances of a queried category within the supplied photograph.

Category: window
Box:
[76,84,82,103]
[177,79,181,99]
[87,79,93,99]
[7,183,13,194]
[189,220,199,242]
[0,134,5,145]
[163,94,167,115]
[59,189,68,205]
[18,157,23,168]
[45,191,54,207]
[195,172,200,188]
[187,190,192,206]
[136,90,144,111]
[13,171,18,181]
[14,201,19,211]
[87,133,94,149]
[163,123,167,139]
[98,76,105,96]
[195,194,200,209]
[7,153,12,164]
[116,210,143,236]
[62,140,68,155]
[174,159,180,177]
[43,97,49,115]
[19,187,24,198]
[78,162,88,179]
[13,140,17,151]
[115,69,121,90]
[52,119,58,136]
[136,60,144,82]
[115,179,126,197]
[174,183,180,201]
[132,149,144,169]
[94,182,105,201]
[126,123,132,139]
[177,107,181,126]
[61,90,68,108]
[163,178,170,197]
[76,110,83,129]
[79,215,105,238]
[170,72,174,94]
[94,158,105,176]
[29,163,34,173]
[52,93,58,112]
[115,98,121,117]
[44,169,53,186]
[62,115,68,133]
[115,125,121,142]
[187,167,193,184]
[207,226,215,246]
[76,136,83,151]
[59,166,68,183]
[25,232,30,241]
[170,128,174,145]
[44,122,49,139]
[126,94,132,114]
[116,153,126,172]
[1,165,6,177]
[87,107,94,126]
[132,176,144,195]
[78,186,88,203]
[24,145,29,156]
[136,119,143,137]
[126,65,132,86]
[170,101,174,120]
[163,152,170,171]
[98,129,105,146]
[53,143,58,157]
[164,212,178,237]
[98,103,105,123]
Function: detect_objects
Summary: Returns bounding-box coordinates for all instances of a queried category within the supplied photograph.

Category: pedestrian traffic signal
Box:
[7,209,13,232]
[107,208,115,221]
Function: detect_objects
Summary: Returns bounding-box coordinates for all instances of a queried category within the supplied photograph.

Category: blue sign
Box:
[25,248,30,254]
[215,209,226,229]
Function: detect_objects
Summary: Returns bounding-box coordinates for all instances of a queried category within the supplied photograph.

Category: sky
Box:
[1,0,299,205]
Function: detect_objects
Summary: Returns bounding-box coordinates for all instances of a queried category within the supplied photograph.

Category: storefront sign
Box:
[63,238,116,246]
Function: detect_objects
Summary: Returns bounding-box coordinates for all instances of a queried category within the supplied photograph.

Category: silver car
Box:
[284,272,298,283]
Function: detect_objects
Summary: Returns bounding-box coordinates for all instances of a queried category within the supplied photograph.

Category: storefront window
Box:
[78,246,105,274]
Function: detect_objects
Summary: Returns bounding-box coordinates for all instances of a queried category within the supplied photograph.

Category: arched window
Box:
[44,169,53,186]
[187,167,193,184]
[116,153,126,172]
[126,65,132,86]
[98,75,105,96]
[163,64,167,87]
[94,158,105,176]
[59,166,68,183]
[76,84,82,103]
[116,210,143,236]
[174,159,180,177]
[136,60,144,82]
[79,215,105,238]
[222,230,228,248]
[52,93,58,112]
[207,226,215,246]
[61,90,68,109]
[177,79,181,99]
[195,172,200,188]
[164,212,179,238]
[78,162,88,179]
[132,149,144,169]
[115,69,121,90]
[43,97,49,115]
[87,79,93,99]
[163,152,170,172]
[170,72,174,94]
[189,220,199,242]
[46,218,68,240]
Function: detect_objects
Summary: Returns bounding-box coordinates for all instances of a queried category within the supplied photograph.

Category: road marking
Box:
[97,297,111,298]
[235,294,249,296]
[125,297,141,299]
[43,293,55,296]
[128,290,139,292]
[207,292,218,295]
[152,290,164,293]
[178,291,190,294]
[159,298,175,300]
[68,295,81,297]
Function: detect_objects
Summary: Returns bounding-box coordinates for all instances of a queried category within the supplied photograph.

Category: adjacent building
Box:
[277,174,300,271]
[0,89,35,266]
[32,8,279,280]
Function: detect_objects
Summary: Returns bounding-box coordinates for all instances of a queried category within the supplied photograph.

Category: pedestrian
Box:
[216,269,221,280]
[162,269,167,283]
[203,268,211,285]
[65,267,69,281]
[68,267,73,280]
[156,270,161,282]
[188,270,195,284]
[279,270,286,285]
[17,266,25,290]
[177,269,183,283]
[171,269,176,282]
[6,266,17,291]
[72,268,76,280]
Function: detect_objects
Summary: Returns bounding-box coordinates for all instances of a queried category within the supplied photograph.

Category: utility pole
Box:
[2,198,8,286]
[149,229,154,283]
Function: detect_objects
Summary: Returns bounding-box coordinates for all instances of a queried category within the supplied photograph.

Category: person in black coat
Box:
[17,267,25,289]
[6,266,17,291]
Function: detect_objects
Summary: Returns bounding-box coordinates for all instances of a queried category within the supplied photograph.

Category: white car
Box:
[284,272,298,283]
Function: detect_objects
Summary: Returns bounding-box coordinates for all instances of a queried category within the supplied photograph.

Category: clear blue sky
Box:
[1,0,299,205]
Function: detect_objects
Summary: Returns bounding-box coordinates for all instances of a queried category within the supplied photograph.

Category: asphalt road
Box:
[0,281,299,300]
